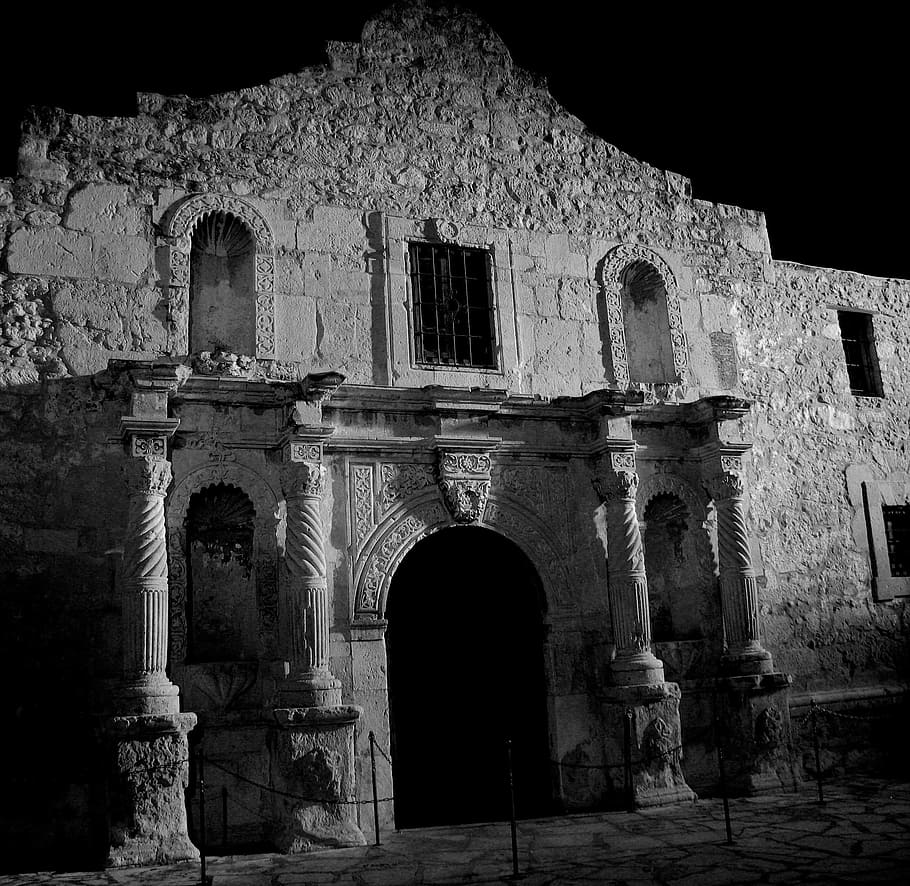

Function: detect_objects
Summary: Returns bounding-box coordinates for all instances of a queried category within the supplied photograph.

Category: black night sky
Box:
[2,3,905,279]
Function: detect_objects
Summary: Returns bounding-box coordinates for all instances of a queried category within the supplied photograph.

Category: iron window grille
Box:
[837,310,883,397]
[408,242,497,369]
[883,505,910,577]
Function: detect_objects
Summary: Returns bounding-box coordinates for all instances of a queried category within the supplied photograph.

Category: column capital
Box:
[280,461,326,499]
[706,470,746,502]
[592,444,639,503]
[122,456,173,497]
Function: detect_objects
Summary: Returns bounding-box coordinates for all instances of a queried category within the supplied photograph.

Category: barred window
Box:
[837,310,883,397]
[408,242,496,369]
[883,505,910,577]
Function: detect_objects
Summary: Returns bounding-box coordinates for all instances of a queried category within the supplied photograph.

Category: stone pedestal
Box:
[101,713,199,868]
[717,673,795,794]
[270,706,366,852]
[602,682,697,808]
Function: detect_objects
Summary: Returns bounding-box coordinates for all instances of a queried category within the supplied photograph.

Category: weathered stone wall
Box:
[1,0,908,866]
[1,2,768,400]
[737,262,910,695]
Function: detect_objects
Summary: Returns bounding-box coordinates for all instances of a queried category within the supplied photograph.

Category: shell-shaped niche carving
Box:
[187,482,257,535]
[191,211,256,257]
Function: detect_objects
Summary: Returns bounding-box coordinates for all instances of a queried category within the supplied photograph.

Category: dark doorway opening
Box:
[386,526,553,829]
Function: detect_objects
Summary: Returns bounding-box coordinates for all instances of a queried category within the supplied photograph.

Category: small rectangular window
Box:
[408,242,497,369]
[883,505,910,577]
[837,310,883,397]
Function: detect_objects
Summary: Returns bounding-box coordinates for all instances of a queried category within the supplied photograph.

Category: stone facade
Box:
[1,1,908,868]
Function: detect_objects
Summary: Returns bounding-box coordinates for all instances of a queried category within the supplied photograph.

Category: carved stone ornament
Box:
[593,469,639,503]
[437,449,493,524]
[439,478,490,524]
[706,470,746,501]
[191,350,260,378]
[288,442,322,463]
[643,716,674,760]
[755,704,784,748]
[433,218,460,242]
[123,456,172,497]
[599,244,689,389]
[164,193,276,358]
[131,436,167,458]
[281,462,326,499]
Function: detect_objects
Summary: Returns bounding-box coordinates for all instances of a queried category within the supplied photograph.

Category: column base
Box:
[601,681,696,809]
[717,672,796,795]
[610,651,665,687]
[100,712,199,868]
[721,647,775,677]
[602,683,698,809]
[111,678,180,716]
[279,671,343,708]
[270,705,366,853]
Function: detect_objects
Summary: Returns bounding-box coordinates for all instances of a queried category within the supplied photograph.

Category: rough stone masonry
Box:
[0,0,907,871]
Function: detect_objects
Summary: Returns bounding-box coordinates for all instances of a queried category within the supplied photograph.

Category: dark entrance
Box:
[385,526,553,828]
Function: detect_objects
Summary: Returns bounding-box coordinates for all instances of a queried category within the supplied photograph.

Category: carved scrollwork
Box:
[131,436,167,459]
[437,448,493,524]
[351,464,375,553]
[380,463,436,513]
[599,244,689,389]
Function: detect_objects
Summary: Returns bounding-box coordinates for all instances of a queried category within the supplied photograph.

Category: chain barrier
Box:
[201,754,394,807]
[810,704,893,723]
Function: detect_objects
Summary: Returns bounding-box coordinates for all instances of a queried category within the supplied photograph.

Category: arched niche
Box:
[167,462,281,665]
[599,245,689,389]
[636,474,719,664]
[164,194,276,358]
[185,483,258,661]
[189,212,257,355]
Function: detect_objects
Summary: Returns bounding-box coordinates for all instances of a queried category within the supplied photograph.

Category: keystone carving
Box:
[437,449,493,524]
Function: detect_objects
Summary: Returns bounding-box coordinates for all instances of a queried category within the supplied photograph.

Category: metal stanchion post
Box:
[623,710,634,811]
[717,745,734,846]
[369,731,381,847]
[506,738,520,879]
[811,701,825,805]
[221,786,228,854]
[198,744,211,885]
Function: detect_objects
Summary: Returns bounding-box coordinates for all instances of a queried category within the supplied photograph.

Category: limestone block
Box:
[296,206,365,256]
[276,294,317,362]
[271,707,366,853]
[7,227,93,278]
[64,184,144,235]
[93,234,151,285]
[56,323,110,376]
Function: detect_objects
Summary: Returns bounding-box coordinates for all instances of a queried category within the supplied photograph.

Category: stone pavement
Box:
[4,777,909,885]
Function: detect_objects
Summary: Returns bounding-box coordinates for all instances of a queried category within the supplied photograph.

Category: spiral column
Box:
[593,446,664,686]
[117,451,181,714]
[705,456,774,676]
[280,442,341,707]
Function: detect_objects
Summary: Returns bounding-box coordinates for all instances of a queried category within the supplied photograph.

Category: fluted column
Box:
[705,460,774,676]
[117,451,180,715]
[594,447,664,686]
[280,442,341,707]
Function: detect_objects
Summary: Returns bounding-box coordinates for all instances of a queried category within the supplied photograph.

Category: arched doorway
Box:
[385,526,553,828]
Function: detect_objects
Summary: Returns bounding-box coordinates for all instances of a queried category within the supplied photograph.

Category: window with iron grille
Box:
[883,505,910,577]
[837,310,883,397]
[408,242,497,369]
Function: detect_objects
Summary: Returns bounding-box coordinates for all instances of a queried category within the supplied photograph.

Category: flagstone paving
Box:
[3,777,909,885]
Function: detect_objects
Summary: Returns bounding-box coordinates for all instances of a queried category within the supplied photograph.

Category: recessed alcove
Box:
[185,482,258,663]
[189,212,257,355]
[621,260,676,384]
